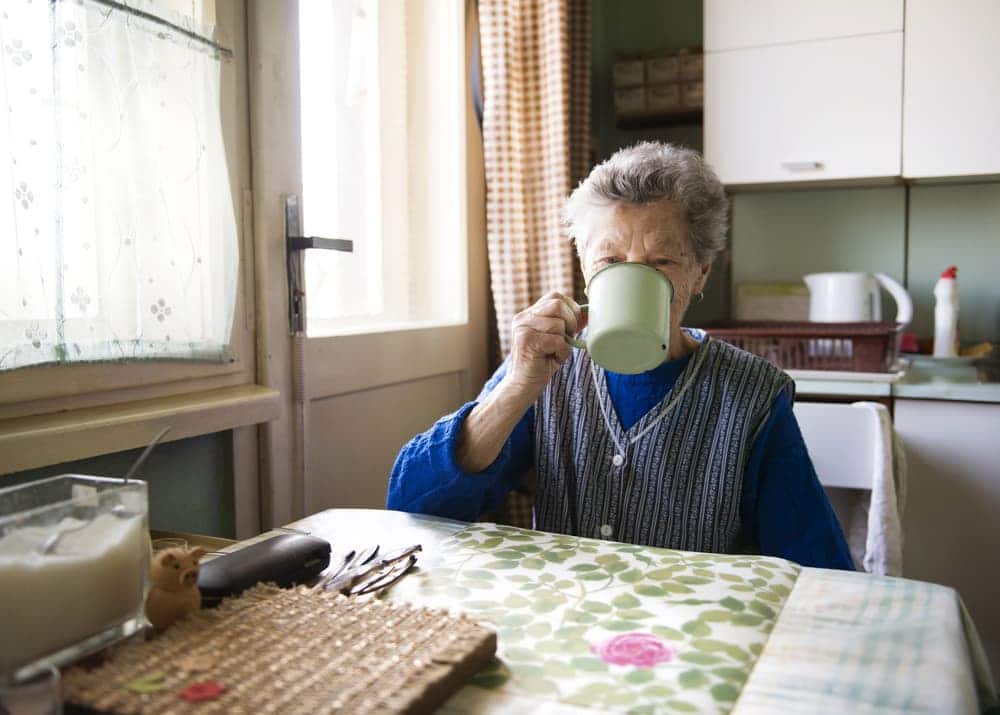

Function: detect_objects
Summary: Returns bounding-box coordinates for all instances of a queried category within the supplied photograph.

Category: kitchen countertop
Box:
[793,376,893,398]
[793,357,1000,403]
[892,357,1000,403]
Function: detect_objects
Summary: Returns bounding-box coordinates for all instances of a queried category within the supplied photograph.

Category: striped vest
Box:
[533,336,792,552]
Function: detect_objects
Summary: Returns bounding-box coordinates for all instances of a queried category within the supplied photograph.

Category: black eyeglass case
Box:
[197,533,331,607]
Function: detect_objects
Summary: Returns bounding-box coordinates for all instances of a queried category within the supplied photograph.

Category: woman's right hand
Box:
[456,291,582,473]
[503,291,584,404]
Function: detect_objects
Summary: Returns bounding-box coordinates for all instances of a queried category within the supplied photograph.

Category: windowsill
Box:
[305,317,468,339]
[0,384,280,473]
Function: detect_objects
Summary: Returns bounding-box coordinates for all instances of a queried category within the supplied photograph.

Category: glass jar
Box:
[0,475,150,683]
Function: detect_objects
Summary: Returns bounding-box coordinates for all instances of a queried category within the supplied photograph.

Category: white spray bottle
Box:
[933,265,959,358]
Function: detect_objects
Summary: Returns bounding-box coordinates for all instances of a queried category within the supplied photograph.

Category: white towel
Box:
[843,402,906,577]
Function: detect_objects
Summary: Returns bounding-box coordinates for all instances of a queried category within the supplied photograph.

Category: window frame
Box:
[0,0,257,425]
[297,0,470,338]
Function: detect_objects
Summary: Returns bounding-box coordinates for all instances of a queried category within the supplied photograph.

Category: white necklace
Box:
[588,345,705,539]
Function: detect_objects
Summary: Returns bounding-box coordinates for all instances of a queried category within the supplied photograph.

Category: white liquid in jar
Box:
[0,513,148,675]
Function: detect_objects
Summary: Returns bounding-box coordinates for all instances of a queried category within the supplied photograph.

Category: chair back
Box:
[792,402,889,490]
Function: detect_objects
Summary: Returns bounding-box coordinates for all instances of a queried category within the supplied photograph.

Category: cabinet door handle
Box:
[781,160,825,171]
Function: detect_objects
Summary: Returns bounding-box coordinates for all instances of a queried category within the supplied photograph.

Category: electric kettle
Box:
[803,272,913,327]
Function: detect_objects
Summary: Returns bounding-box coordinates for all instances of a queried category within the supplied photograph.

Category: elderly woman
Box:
[387,141,852,569]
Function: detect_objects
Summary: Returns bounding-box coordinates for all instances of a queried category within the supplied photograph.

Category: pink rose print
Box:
[591,632,675,667]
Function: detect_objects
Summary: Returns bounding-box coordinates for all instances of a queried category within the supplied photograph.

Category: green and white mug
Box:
[570,262,673,375]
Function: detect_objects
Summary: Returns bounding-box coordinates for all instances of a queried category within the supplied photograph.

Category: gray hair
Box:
[564,141,728,265]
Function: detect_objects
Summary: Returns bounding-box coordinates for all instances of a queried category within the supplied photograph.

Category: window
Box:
[0,0,238,371]
[298,0,467,336]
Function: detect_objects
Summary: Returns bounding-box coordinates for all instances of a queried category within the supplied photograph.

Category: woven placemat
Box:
[62,585,496,714]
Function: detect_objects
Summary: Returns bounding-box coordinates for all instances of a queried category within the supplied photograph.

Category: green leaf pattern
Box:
[394,524,800,713]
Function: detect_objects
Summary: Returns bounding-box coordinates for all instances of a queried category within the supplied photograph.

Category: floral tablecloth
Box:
[387,522,997,714]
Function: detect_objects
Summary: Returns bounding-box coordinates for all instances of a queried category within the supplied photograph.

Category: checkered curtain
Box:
[479,0,591,359]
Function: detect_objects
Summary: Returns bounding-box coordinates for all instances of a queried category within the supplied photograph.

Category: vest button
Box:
[612,454,624,467]
[600,524,613,537]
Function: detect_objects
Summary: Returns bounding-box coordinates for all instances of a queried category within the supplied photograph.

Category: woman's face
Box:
[581,199,712,338]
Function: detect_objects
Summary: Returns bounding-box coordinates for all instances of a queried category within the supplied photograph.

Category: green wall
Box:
[731,183,1000,343]
[591,0,704,160]
[2,432,236,538]
[731,188,907,285]
[908,184,1000,343]
[590,0,727,326]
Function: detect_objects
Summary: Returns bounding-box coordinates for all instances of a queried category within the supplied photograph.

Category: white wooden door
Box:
[903,0,1000,178]
[895,399,1000,682]
[247,1,489,525]
[704,0,902,51]
[704,33,903,186]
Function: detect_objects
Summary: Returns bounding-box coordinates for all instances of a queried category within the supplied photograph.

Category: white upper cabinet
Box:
[704,0,903,51]
[705,33,903,186]
[903,0,1000,178]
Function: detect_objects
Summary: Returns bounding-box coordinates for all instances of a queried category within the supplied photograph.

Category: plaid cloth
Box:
[479,0,590,357]
[482,469,536,529]
[733,567,998,714]
[496,489,534,529]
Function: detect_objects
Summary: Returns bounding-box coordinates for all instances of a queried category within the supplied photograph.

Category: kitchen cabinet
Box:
[705,0,1000,185]
[895,399,1000,680]
[704,0,902,51]
[903,0,1000,178]
[704,33,903,185]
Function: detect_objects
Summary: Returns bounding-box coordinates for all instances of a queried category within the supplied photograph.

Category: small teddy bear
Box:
[145,546,206,632]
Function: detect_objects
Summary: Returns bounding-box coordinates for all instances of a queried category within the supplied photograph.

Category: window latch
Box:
[285,194,354,334]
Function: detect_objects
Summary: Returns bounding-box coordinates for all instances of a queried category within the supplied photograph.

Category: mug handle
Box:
[873,273,913,328]
[567,304,588,349]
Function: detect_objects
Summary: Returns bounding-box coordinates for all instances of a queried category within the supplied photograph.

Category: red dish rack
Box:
[705,321,902,373]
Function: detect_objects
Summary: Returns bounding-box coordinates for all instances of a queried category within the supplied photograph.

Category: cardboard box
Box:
[647,83,681,112]
[613,86,646,114]
[679,50,703,81]
[612,58,644,88]
[646,55,679,84]
[735,282,810,321]
[681,80,703,109]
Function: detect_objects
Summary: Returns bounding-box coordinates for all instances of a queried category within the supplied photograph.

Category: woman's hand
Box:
[504,291,584,404]
[456,291,582,473]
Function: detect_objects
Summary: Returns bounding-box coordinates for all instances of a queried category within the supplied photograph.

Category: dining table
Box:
[243,508,996,714]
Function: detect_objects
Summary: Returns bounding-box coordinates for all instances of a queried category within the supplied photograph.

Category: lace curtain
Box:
[0,0,238,371]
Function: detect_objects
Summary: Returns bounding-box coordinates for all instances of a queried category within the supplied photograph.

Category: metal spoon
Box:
[316,544,380,593]
[38,426,171,555]
[122,426,172,483]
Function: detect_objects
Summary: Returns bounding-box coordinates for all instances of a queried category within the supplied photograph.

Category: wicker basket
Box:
[705,321,901,373]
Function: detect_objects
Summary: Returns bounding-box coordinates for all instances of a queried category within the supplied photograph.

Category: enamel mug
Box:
[571,262,674,375]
